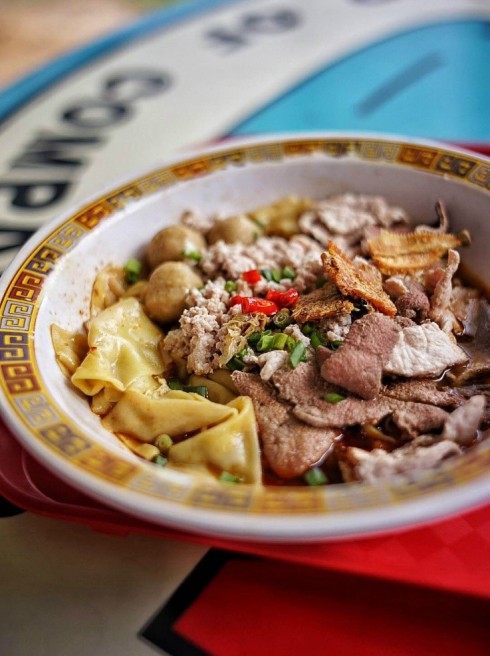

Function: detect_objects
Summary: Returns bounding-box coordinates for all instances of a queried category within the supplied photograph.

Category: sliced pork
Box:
[384,322,468,378]
[231,371,336,478]
[441,395,486,445]
[320,313,401,399]
[341,440,462,484]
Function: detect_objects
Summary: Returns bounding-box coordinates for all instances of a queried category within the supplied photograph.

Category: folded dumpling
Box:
[102,389,236,441]
[169,396,262,484]
[72,297,164,396]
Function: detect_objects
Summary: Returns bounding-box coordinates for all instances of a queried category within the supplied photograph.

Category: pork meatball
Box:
[207,215,260,245]
[145,262,202,323]
[147,225,206,270]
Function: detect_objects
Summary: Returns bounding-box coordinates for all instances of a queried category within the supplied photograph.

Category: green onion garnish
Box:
[261,268,283,283]
[271,269,282,283]
[304,467,328,486]
[247,332,262,347]
[301,322,314,336]
[124,258,142,284]
[282,266,295,280]
[154,434,173,453]
[324,392,346,404]
[152,454,168,467]
[257,334,275,352]
[273,309,292,328]
[183,246,201,262]
[220,471,241,483]
[329,340,343,351]
[168,379,184,390]
[224,280,237,293]
[310,330,326,350]
[289,341,306,368]
[272,333,288,350]
[226,356,245,371]
[315,276,326,289]
[184,385,208,398]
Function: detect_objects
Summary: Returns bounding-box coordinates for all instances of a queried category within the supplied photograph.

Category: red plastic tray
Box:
[1,417,489,600]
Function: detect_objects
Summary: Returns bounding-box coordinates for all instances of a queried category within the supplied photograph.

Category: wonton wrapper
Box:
[102,389,236,441]
[187,375,237,404]
[51,324,88,378]
[248,195,312,238]
[72,297,164,396]
[90,265,128,318]
[169,396,262,484]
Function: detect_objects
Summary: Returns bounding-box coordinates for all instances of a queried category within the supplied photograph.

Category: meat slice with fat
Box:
[319,313,401,399]
[384,322,468,378]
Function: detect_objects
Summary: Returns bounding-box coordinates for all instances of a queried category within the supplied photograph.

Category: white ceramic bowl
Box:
[0,133,489,542]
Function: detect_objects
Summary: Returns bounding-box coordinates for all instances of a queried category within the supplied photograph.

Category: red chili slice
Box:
[265,288,299,307]
[229,295,244,307]
[242,297,278,315]
[241,269,262,284]
[229,295,278,315]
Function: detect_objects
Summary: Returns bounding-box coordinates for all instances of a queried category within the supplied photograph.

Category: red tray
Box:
[1,417,489,600]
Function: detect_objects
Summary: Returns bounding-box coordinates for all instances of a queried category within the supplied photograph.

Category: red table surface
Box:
[174,559,490,656]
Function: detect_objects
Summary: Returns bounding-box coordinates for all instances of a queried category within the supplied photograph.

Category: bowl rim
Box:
[1,130,489,542]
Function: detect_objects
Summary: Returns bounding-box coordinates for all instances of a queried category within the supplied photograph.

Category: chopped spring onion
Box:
[220,471,242,483]
[329,340,343,351]
[324,392,346,404]
[152,454,168,467]
[226,356,245,371]
[301,322,314,336]
[273,309,292,328]
[272,333,288,350]
[124,258,142,284]
[154,434,173,453]
[304,467,328,486]
[247,331,262,347]
[271,269,282,283]
[310,330,326,350]
[257,334,275,352]
[224,280,237,293]
[282,266,296,280]
[183,246,201,262]
[168,379,184,390]
[289,341,306,368]
[185,385,208,398]
[261,268,283,283]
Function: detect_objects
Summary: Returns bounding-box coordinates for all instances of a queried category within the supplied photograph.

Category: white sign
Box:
[0,0,489,269]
